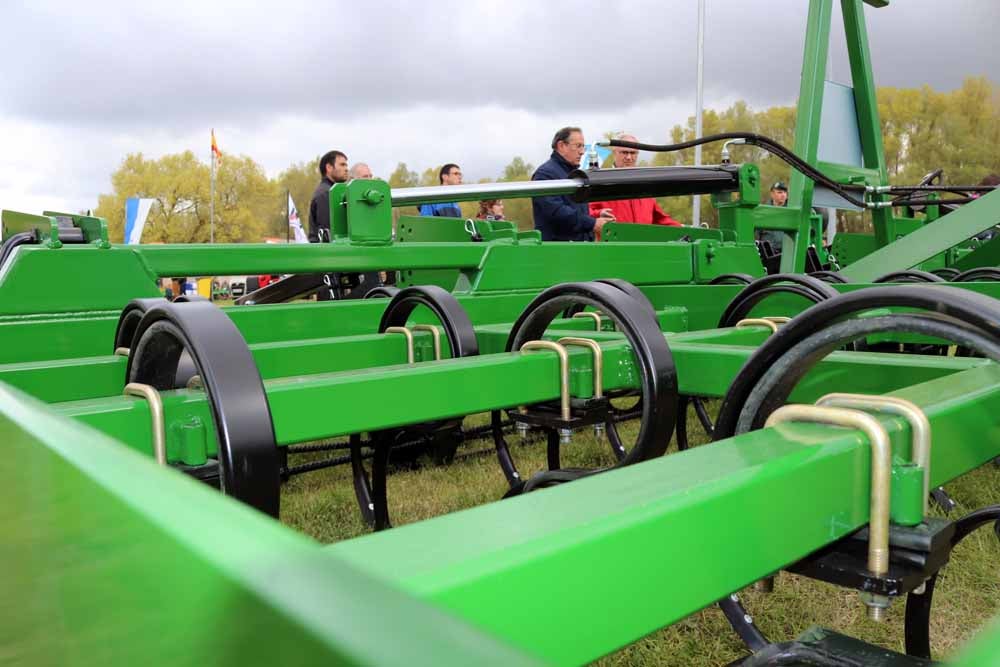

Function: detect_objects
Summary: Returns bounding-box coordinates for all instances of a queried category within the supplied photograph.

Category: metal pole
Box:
[693,0,705,226]
[210,144,216,244]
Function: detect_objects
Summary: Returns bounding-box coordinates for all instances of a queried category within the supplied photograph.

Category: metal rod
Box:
[123,383,167,465]
[693,0,706,226]
[390,179,583,207]
[816,393,931,514]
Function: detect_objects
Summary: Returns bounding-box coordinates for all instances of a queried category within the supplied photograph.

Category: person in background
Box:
[349,162,374,180]
[476,199,504,221]
[767,181,788,207]
[757,180,789,251]
[418,164,463,217]
[531,127,614,241]
[587,133,682,234]
[308,150,348,243]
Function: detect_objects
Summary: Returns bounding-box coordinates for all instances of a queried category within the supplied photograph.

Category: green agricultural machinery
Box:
[2,1,999,665]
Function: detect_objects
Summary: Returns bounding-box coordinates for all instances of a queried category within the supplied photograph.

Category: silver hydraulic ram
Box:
[388,165,743,207]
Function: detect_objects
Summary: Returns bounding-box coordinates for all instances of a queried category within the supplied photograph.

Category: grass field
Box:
[280,403,1000,666]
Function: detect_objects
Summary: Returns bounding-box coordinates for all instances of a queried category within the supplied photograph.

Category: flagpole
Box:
[286,189,291,243]
[210,135,216,244]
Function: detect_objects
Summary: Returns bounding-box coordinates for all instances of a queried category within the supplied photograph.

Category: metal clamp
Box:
[735,318,779,334]
[186,375,203,390]
[817,393,931,514]
[411,324,441,361]
[762,316,791,325]
[123,382,167,466]
[114,347,130,357]
[556,337,603,399]
[519,340,570,421]
[385,326,415,364]
[572,311,603,331]
[764,404,892,620]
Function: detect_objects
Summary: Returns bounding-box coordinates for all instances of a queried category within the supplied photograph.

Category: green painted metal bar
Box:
[0,383,544,667]
[326,363,1000,665]
[840,189,1000,281]
[842,0,894,244]
[784,0,832,273]
[52,338,981,456]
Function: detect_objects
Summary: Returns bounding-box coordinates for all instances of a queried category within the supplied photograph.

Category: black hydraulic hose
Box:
[888,196,979,207]
[931,268,960,281]
[953,267,1000,283]
[609,134,992,209]
[888,184,998,193]
[608,133,870,208]
[808,270,848,284]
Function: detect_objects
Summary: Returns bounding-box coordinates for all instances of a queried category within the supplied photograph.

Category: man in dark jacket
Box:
[531,127,615,241]
[308,150,348,243]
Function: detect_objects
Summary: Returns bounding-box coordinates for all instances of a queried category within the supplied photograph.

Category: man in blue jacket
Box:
[531,127,615,241]
[418,163,463,217]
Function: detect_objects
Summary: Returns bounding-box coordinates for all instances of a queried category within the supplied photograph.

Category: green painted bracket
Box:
[1,209,60,247]
[840,189,1000,282]
[43,211,111,248]
[601,222,725,243]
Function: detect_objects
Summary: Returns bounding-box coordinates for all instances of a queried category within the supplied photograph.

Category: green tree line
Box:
[96,77,998,242]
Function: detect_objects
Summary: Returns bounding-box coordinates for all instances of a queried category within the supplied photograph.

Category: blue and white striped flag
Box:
[124,197,156,244]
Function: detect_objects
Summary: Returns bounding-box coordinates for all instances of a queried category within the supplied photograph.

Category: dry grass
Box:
[280,402,1000,666]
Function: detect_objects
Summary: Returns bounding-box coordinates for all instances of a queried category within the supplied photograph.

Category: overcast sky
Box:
[0,0,996,215]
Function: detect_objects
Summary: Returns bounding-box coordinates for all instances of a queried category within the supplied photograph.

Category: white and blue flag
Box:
[124,197,156,244]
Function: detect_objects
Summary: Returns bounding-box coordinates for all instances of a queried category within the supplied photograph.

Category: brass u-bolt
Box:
[735,318,779,334]
[556,337,603,399]
[123,382,167,465]
[765,405,892,586]
[411,324,442,361]
[817,393,931,514]
[385,326,415,364]
[519,340,570,421]
[572,311,603,331]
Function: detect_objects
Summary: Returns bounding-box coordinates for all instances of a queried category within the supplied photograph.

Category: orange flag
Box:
[211,129,222,161]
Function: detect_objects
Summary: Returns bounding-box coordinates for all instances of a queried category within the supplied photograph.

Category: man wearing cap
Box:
[757,181,789,252]
[767,181,788,207]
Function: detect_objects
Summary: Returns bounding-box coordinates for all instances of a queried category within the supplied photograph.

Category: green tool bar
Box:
[0,383,544,667]
[840,188,1000,282]
[134,242,489,276]
[52,338,980,454]
[326,363,1000,665]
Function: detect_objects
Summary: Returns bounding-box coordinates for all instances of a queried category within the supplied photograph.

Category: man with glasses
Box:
[587,133,681,233]
[531,127,615,241]
[418,164,463,217]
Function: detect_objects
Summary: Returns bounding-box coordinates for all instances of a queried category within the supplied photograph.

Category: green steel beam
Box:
[52,337,981,456]
[327,363,1000,664]
[842,0,894,244]
[840,189,1000,281]
[0,383,543,667]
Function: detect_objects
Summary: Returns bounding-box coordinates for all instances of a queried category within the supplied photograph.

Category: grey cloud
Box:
[1,1,995,132]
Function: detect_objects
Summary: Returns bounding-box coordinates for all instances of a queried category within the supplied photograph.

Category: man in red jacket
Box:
[588,133,682,235]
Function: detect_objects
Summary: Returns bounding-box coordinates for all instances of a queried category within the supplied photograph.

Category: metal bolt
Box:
[515,422,528,439]
[859,592,891,622]
[593,422,605,439]
[743,614,753,625]
[558,428,572,445]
